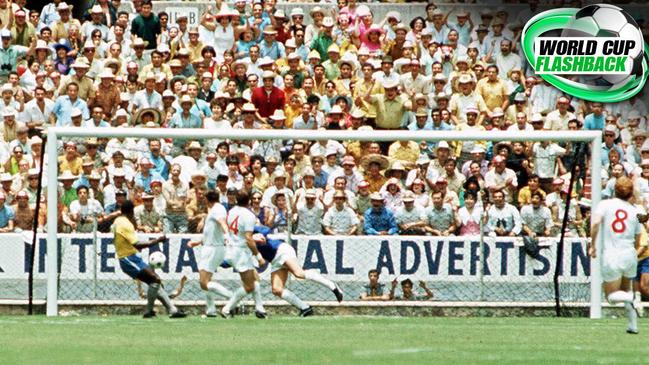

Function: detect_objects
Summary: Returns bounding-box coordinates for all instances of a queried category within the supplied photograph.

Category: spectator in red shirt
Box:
[251,70,286,119]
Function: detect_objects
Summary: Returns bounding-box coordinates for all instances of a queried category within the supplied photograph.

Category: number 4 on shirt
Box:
[229,216,239,235]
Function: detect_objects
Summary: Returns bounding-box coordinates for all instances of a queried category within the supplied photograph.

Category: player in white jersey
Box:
[590,177,647,334]
[188,191,233,317]
[221,191,267,318]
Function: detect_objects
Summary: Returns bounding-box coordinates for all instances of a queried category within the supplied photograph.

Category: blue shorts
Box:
[119,253,149,279]
[635,257,649,282]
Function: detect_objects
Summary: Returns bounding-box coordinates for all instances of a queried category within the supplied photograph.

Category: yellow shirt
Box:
[58,156,83,175]
[112,216,138,259]
[369,94,410,129]
[476,78,508,112]
[353,79,383,119]
[388,141,420,164]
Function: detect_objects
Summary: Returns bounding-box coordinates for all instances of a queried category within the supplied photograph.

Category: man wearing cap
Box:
[394,191,427,235]
[251,70,285,119]
[0,28,29,82]
[449,74,487,125]
[364,192,398,236]
[295,188,324,235]
[80,5,110,42]
[134,193,163,233]
[602,124,625,166]
[94,69,121,117]
[310,16,334,61]
[57,57,94,102]
[132,73,162,113]
[364,78,412,130]
[323,190,359,235]
[544,96,575,131]
[131,0,160,50]
[11,9,35,47]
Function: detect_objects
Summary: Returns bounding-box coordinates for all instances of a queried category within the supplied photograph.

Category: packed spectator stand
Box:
[0,0,647,241]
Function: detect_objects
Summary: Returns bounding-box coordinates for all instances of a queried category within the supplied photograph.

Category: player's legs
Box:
[222,269,265,317]
[198,245,233,316]
[284,258,343,302]
[272,268,311,314]
[136,267,184,317]
[604,277,638,333]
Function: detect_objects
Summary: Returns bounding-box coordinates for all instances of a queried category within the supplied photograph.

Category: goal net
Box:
[6,127,603,316]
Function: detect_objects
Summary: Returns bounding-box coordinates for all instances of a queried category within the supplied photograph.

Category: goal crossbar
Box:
[44,127,603,318]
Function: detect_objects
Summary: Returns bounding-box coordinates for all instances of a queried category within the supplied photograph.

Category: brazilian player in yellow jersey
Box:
[114,201,187,318]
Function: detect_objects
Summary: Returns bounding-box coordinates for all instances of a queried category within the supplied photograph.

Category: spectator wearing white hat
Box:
[449,74,487,125]
[363,77,412,130]
[294,188,324,235]
[323,190,359,235]
[544,96,575,131]
[602,124,625,166]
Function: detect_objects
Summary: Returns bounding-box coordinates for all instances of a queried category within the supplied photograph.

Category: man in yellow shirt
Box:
[114,201,186,318]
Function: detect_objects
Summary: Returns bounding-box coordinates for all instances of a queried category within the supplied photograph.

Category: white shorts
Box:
[198,245,225,273]
[602,249,638,282]
[225,245,257,272]
[271,243,298,273]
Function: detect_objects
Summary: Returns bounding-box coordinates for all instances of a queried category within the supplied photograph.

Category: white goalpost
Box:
[44,127,603,318]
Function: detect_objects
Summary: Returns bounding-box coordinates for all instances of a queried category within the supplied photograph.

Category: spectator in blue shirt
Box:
[258,26,286,60]
[51,82,90,126]
[134,157,163,194]
[583,102,605,131]
[364,193,398,236]
[0,191,15,232]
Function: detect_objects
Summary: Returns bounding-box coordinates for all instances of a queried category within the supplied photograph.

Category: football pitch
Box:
[0,315,647,365]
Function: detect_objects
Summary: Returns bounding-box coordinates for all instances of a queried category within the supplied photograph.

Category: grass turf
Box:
[0,315,647,365]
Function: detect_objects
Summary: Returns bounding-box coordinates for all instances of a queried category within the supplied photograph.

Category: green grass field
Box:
[0,315,647,365]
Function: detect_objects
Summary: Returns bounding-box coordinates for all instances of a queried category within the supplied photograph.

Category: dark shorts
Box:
[119,253,149,279]
[635,257,649,282]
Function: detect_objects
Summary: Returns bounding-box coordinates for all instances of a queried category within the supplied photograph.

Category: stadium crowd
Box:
[0,0,644,239]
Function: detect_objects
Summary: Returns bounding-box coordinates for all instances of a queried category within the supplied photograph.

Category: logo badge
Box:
[522,4,648,103]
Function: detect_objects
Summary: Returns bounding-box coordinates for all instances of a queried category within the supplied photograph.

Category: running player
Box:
[221,191,267,318]
[113,201,186,318]
[589,177,647,334]
[253,225,343,316]
[188,191,234,317]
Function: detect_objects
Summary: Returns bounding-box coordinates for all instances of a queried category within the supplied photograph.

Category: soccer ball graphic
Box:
[560,4,646,90]
[148,251,166,269]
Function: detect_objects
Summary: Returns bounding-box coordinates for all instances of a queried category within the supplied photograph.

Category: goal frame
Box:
[45,127,603,317]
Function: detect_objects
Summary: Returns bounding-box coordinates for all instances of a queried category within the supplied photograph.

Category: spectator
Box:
[395,191,427,235]
[360,269,390,301]
[68,185,104,233]
[425,191,456,236]
[134,193,162,233]
[162,163,188,233]
[521,191,553,238]
[486,190,522,237]
[12,190,40,231]
[364,192,398,236]
[0,191,14,232]
[390,278,433,300]
[323,190,358,235]
[294,189,323,235]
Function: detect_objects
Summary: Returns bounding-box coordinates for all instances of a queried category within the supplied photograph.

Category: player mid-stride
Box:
[590,177,647,334]
[113,201,186,318]
[188,191,234,317]
[221,191,267,319]
[253,226,343,317]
